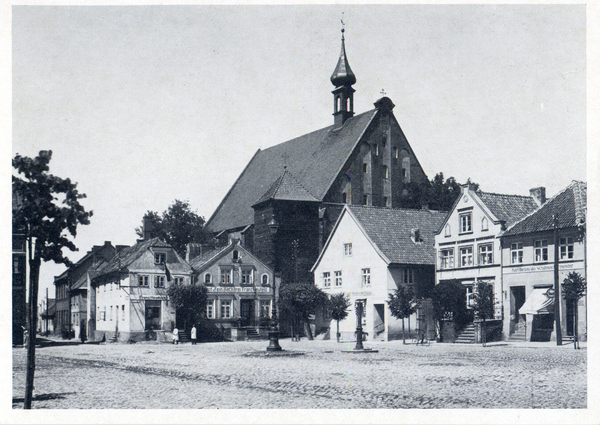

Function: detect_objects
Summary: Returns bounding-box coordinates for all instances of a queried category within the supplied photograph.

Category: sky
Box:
[9,4,588,302]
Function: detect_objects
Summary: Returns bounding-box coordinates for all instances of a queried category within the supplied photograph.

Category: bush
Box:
[195,319,226,342]
[432,280,469,329]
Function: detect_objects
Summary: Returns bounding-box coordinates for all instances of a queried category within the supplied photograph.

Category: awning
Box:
[519,288,554,315]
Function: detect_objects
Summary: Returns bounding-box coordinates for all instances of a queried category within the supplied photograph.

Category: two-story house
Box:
[92,234,193,342]
[188,240,276,341]
[312,205,446,341]
[434,184,540,340]
[500,181,586,342]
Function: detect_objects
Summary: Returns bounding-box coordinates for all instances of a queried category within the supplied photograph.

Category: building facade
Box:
[434,184,540,339]
[92,236,193,342]
[312,205,446,341]
[500,181,586,342]
[189,240,276,341]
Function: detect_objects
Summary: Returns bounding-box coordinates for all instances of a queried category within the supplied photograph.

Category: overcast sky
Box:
[10,4,587,300]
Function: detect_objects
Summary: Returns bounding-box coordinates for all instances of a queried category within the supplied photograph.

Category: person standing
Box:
[172,327,179,345]
[191,325,197,345]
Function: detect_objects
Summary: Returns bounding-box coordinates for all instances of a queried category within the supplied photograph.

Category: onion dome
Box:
[330,29,356,87]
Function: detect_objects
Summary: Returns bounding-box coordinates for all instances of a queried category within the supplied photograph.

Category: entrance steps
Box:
[178,330,190,344]
[508,327,526,342]
[455,323,476,344]
[246,328,260,339]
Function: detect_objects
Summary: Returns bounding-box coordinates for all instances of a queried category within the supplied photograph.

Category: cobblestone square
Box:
[12,339,586,410]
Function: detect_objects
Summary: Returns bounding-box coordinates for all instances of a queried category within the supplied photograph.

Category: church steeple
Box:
[331,25,356,128]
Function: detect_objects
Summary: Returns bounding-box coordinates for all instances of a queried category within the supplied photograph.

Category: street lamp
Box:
[267,216,282,352]
[354,299,365,350]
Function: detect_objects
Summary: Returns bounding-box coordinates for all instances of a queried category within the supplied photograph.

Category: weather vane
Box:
[381,89,386,96]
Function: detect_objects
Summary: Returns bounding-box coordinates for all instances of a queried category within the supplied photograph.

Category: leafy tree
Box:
[12,151,92,409]
[471,281,495,346]
[167,282,208,332]
[387,285,418,344]
[432,280,468,340]
[278,281,328,340]
[329,293,351,342]
[400,172,479,212]
[136,199,209,258]
[562,272,586,349]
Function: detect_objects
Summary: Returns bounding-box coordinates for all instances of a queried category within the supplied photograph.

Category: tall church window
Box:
[402,157,411,182]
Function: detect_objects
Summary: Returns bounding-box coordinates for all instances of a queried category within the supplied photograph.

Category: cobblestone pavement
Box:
[12,339,586,409]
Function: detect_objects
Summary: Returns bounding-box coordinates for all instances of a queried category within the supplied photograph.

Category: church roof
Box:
[503,181,587,236]
[476,191,539,228]
[205,108,378,233]
[253,169,319,206]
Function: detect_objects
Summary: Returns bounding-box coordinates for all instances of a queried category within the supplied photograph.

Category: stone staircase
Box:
[508,327,526,342]
[455,323,476,344]
[245,328,261,340]
[178,330,190,344]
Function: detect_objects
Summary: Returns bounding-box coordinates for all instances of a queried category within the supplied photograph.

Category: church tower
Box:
[331,26,356,128]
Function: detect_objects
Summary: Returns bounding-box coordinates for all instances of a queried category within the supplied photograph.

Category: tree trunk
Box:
[24,248,40,409]
[336,320,340,343]
[574,300,579,350]
[402,318,406,344]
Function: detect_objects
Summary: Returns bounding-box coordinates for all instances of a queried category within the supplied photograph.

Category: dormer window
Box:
[232,250,239,261]
[154,253,166,264]
[261,274,270,286]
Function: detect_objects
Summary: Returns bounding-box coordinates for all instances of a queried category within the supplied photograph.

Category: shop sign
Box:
[505,262,582,274]
[206,286,271,293]
[140,295,167,300]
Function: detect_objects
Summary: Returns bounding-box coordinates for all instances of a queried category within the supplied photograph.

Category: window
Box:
[383,196,388,207]
[220,300,233,318]
[362,268,371,286]
[440,248,454,269]
[241,269,253,285]
[363,163,368,173]
[344,243,352,256]
[232,250,239,261]
[13,259,19,274]
[445,224,451,237]
[206,300,215,319]
[383,165,389,179]
[560,237,574,259]
[402,157,410,182]
[322,272,331,287]
[110,306,113,321]
[154,253,166,264]
[122,305,125,321]
[174,276,184,285]
[393,147,399,159]
[511,243,524,264]
[478,244,493,265]
[154,275,165,288]
[403,269,414,284]
[534,240,548,262]
[460,213,472,233]
[482,217,489,231]
[220,268,232,284]
[204,273,212,284]
[374,144,379,156]
[334,271,342,287]
[261,274,269,286]
[460,246,473,267]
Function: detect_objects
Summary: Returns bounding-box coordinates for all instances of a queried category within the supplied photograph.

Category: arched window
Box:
[261,274,269,286]
[336,96,341,112]
[402,156,411,182]
[204,273,212,284]
[482,217,489,231]
[232,250,239,261]
[445,224,451,237]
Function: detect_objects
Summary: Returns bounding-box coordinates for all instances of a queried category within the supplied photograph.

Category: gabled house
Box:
[434,184,540,337]
[92,235,193,342]
[500,181,586,342]
[188,240,276,341]
[53,241,117,339]
[205,28,429,285]
[312,205,447,341]
[38,298,55,335]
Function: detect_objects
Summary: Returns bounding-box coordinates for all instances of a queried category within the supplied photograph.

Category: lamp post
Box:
[354,299,365,350]
[266,217,282,352]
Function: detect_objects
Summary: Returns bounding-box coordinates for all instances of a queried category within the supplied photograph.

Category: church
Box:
[205,27,429,283]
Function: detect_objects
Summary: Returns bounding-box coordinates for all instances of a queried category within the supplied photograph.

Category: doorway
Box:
[144,300,161,331]
[373,304,385,339]
[240,299,255,327]
[510,286,526,335]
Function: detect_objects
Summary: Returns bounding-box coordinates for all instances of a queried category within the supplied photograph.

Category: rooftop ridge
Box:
[476,190,534,199]
[349,204,449,214]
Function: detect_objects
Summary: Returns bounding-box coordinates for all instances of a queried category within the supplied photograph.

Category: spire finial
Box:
[341,13,345,36]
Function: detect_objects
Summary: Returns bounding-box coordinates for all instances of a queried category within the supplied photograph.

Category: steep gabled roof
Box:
[188,242,272,274]
[503,181,587,236]
[205,109,378,233]
[95,237,171,276]
[253,169,318,206]
[476,191,539,228]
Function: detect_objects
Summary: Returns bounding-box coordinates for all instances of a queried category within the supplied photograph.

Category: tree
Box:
[278,281,328,340]
[400,172,479,212]
[329,293,351,342]
[12,151,92,409]
[136,199,209,258]
[167,282,208,332]
[562,272,586,349]
[471,281,495,346]
[387,285,418,344]
[432,280,468,340]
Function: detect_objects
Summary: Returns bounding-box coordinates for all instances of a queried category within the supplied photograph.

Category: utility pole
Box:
[553,215,562,345]
[45,287,48,335]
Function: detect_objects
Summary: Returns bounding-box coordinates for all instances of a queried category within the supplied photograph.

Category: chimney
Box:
[186,243,203,263]
[142,216,154,240]
[529,187,546,206]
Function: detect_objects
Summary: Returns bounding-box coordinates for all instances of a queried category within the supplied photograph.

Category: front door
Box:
[145,300,161,331]
[510,286,526,334]
[373,304,385,339]
[240,299,254,327]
